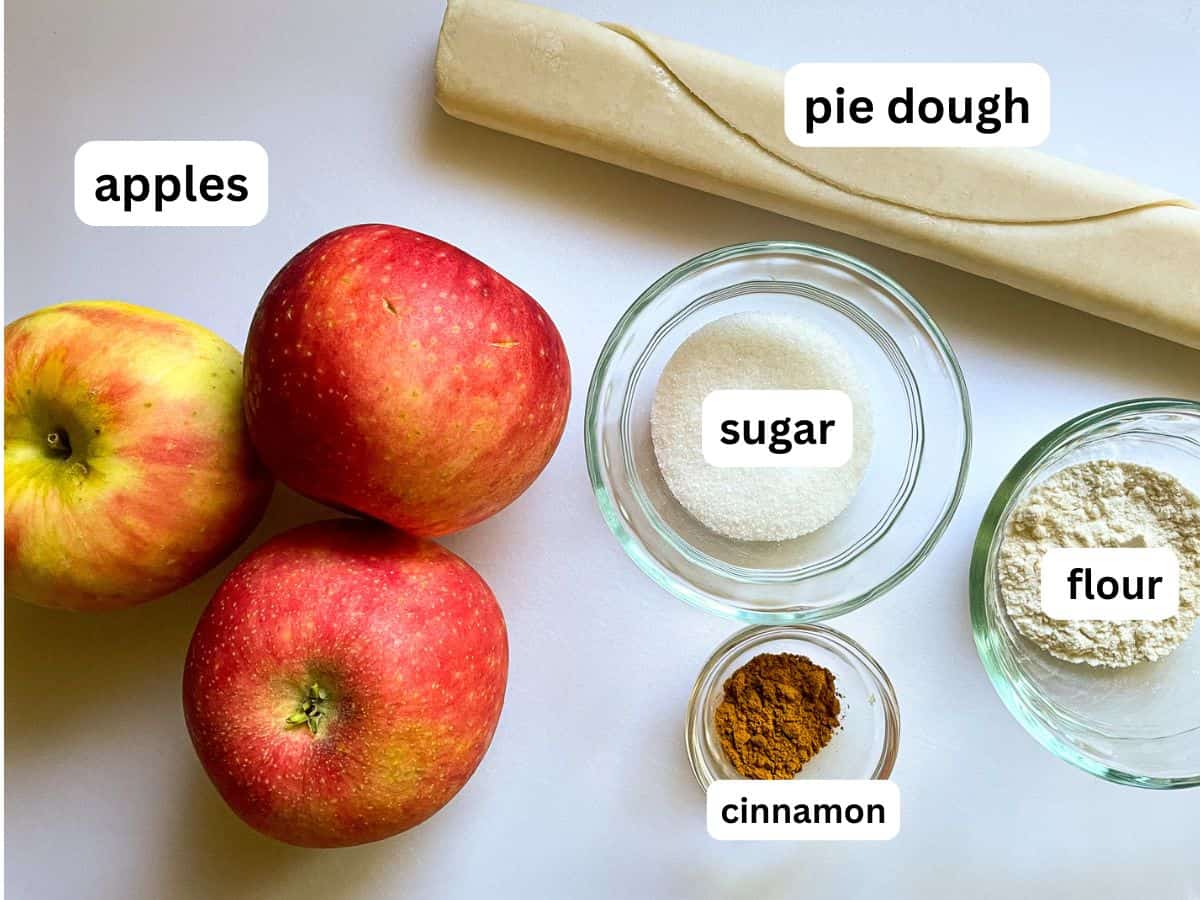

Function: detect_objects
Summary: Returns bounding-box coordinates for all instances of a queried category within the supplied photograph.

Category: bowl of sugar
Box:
[585,241,971,622]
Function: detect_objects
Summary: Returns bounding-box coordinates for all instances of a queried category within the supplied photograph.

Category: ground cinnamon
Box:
[714,652,840,779]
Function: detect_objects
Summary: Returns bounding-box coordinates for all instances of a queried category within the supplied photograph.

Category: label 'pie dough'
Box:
[435,0,1200,349]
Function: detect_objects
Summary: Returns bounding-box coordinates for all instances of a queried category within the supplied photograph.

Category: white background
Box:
[5,1,1199,897]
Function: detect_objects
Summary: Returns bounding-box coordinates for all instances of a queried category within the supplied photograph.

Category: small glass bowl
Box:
[971,398,1200,789]
[585,241,971,623]
[687,624,900,789]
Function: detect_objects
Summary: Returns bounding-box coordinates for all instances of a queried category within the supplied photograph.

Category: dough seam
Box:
[602,22,1194,227]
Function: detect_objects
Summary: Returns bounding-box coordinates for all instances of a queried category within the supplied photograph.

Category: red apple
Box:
[182,518,508,848]
[243,224,570,536]
[4,301,272,611]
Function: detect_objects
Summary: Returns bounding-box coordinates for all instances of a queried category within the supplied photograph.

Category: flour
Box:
[998,460,1200,667]
[650,312,873,542]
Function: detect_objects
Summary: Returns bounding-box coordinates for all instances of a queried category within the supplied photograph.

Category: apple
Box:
[243,224,570,536]
[182,518,508,847]
[4,301,272,611]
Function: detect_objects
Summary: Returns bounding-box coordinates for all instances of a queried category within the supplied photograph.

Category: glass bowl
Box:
[686,624,900,788]
[971,398,1200,788]
[585,241,971,623]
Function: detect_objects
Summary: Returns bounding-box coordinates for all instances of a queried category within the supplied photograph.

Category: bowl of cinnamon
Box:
[686,624,900,788]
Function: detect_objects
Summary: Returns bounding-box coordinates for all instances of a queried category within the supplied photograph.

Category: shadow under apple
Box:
[152,767,377,900]
[5,486,368,897]
[160,752,484,900]
[5,486,337,746]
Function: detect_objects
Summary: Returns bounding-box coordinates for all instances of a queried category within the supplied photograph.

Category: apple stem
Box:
[284,682,329,736]
[46,428,72,459]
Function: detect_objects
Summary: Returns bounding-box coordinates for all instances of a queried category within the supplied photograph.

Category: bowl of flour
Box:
[585,241,971,623]
[971,398,1200,788]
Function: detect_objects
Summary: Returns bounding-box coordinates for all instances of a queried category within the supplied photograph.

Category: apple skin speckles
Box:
[243,224,571,536]
[182,518,508,848]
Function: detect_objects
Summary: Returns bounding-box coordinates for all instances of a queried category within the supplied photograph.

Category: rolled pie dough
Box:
[435,0,1200,349]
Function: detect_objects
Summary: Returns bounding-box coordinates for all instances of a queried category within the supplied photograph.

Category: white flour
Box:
[998,460,1200,667]
[650,312,873,542]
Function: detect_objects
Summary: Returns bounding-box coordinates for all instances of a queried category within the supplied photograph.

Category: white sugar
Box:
[650,312,873,542]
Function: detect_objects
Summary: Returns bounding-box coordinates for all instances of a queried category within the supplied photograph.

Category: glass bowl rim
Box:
[584,239,973,624]
[685,623,902,789]
[969,396,1200,790]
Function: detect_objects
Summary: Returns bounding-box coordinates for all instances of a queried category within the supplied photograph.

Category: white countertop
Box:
[6,1,1200,897]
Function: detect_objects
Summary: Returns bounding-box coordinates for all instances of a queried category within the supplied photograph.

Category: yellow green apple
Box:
[5,301,272,611]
